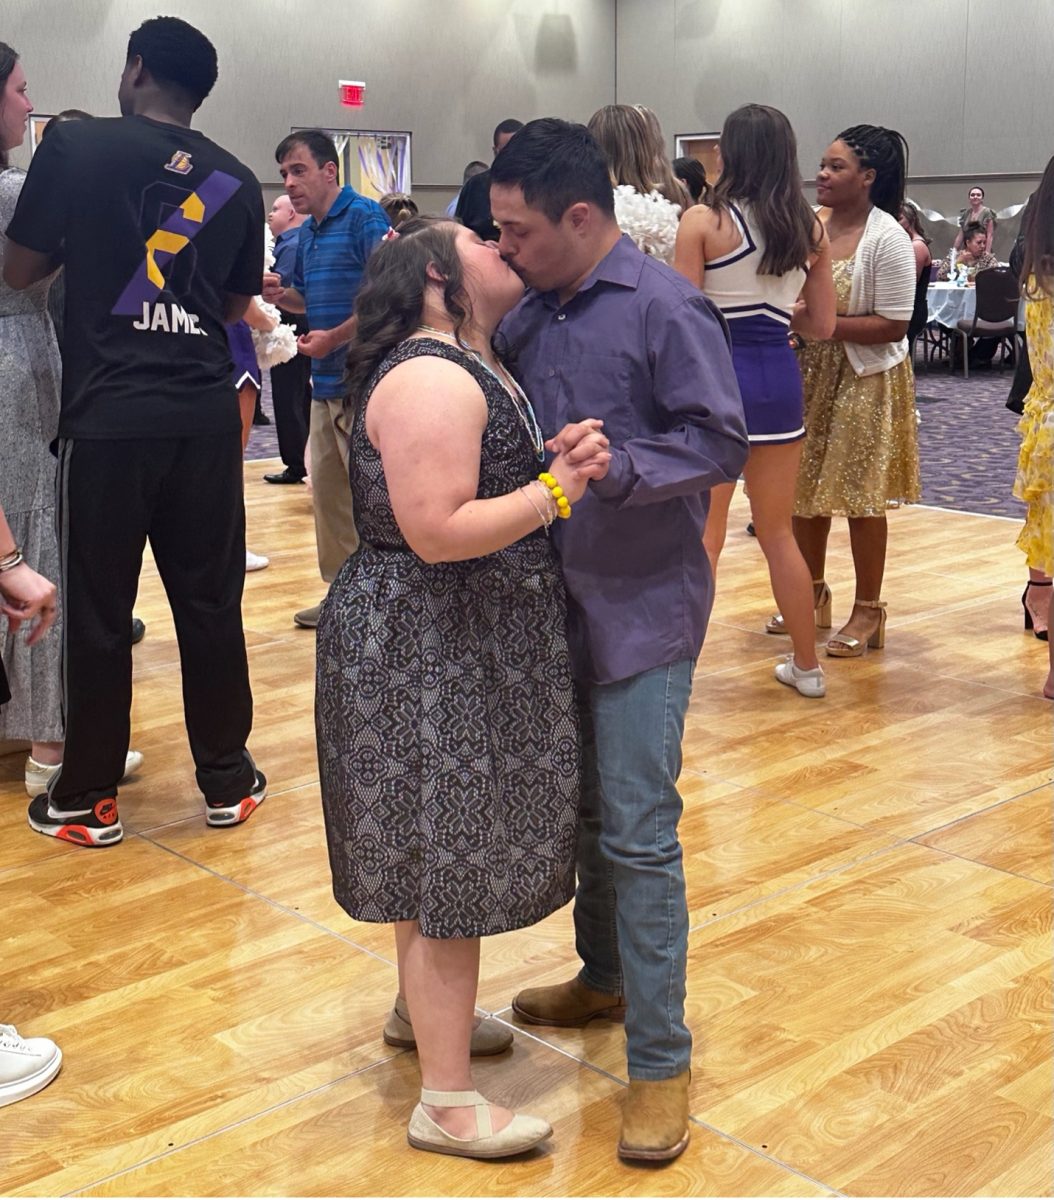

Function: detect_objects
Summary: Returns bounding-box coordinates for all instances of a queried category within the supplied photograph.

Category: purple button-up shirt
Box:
[500,235,748,686]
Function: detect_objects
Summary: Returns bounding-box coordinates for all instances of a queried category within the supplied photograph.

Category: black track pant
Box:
[50,435,255,809]
[270,351,312,476]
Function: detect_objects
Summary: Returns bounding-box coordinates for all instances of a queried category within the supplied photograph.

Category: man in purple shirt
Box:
[492,119,748,1162]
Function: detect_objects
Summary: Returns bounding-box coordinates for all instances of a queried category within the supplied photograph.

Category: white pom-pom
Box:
[251,296,298,367]
[612,185,681,264]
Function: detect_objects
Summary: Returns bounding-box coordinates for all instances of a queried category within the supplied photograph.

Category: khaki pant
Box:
[310,397,359,582]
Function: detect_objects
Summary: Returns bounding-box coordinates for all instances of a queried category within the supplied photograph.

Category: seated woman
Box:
[936,222,999,280]
[315,216,610,1159]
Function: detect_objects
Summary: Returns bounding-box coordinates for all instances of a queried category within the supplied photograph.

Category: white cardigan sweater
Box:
[843,205,917,377]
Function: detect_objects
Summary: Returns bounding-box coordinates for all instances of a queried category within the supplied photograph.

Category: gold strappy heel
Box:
[825,600,887,658]
[766,580,831,635]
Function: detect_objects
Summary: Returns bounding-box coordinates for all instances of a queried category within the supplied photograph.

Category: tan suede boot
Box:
[617,1070,691,1162]
[512,976,625,1027]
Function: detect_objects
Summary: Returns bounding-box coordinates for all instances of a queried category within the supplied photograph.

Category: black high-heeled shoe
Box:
[1022,581,1051,641]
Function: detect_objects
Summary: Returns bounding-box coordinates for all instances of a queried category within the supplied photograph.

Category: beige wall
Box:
[617,0,1054,185]
[7,0,1048,231]
[6,0,614,193]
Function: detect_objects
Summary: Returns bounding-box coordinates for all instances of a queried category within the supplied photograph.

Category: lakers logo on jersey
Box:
[163,150,194,176]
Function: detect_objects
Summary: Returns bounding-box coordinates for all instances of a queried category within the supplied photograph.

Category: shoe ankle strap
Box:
[420,1089,491,1137]
[855,599,887,609]
[420,1088,486,1108]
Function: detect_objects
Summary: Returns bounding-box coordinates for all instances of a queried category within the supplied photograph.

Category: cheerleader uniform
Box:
[701,203,806,444]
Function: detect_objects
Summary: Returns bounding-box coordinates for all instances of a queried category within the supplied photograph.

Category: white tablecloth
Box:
[927,282,1025,330]
[927,283,974,327]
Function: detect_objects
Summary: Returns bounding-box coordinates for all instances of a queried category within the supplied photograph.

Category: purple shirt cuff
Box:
[588,449,631,502]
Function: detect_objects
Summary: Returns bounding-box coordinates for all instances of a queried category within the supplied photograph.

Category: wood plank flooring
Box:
[1,464,1050,1197]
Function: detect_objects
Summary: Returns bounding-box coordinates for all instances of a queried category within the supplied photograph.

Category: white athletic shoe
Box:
[25,751,144,799]
[0,1025,62,1108]
[245,549,270,572]
[774,655,827,698]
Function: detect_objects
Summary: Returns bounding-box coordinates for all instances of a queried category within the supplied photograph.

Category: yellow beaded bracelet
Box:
[538,472,572,519]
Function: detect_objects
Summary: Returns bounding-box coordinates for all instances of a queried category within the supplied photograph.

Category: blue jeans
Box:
[573,658,694,1080]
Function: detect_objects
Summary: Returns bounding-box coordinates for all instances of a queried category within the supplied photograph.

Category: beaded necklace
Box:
[416,325,545,462]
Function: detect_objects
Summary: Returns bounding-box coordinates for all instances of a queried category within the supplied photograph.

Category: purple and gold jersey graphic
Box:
[111,168,242,317]
[163,150,193,175]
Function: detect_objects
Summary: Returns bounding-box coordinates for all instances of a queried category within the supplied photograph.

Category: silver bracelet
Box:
[0,549,24,573]
[518,485,552,534]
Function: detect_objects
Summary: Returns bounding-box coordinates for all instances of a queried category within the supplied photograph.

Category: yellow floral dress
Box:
[794,258,921,518]
[1014,292,1054,574]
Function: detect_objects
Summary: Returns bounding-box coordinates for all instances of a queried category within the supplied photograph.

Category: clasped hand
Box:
[544,419,612,503]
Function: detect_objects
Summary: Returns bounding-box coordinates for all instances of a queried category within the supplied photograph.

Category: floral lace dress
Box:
[315,338,580,939]
[1015,292,1054,574]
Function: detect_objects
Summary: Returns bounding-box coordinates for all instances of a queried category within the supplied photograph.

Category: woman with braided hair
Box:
[779,123,920,658]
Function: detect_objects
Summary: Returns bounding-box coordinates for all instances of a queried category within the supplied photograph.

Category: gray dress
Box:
[315,338,580,939]
[0,168,63,742]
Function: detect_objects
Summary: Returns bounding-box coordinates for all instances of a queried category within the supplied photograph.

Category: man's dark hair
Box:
[126,17,218,111]
[488,118,615,223]
[463,160,488,182]
[41,109,93,140]
[275,129,339,170]
[492,118,524,148]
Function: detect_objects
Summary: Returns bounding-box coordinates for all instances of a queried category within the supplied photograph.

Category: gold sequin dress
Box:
[794,257,921,518]
[1014,292,1054,574]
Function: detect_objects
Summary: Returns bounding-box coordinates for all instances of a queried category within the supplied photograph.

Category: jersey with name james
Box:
[7,115,264,439]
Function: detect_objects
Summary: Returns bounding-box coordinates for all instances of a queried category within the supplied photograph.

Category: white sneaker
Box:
[0,1024,62,1108]
[774,655,827,698]
[245,549,270,572]
[25,751,144,799]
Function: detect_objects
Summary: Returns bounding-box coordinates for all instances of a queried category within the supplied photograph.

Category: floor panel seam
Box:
[63,1054,402,1198]
[136,833,398,968]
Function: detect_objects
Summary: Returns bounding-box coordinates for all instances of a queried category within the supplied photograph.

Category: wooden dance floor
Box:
[2,462,1050,1197]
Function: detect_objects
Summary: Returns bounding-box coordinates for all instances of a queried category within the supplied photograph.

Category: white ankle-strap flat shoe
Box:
[407,1088,551,1159]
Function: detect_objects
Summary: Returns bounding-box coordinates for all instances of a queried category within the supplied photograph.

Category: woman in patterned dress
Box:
[316,217,610,1158]
[1012,157,1054,698]
[790,124,920,657]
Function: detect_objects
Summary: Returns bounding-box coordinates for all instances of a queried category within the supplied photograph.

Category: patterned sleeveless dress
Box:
[315,337,580,939]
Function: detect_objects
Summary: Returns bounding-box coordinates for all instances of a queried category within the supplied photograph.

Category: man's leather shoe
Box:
[131,617,147,645]
[383,995,513,1056]
[618,1070,691,1162]
[264,467,305,484]
[512,976,625,1027]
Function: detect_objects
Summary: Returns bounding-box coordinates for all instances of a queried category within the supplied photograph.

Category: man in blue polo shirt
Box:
[262,130,390,627]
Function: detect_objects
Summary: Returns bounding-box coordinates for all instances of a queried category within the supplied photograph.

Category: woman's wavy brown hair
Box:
[344,217,470,411]
[711,103,821,277]
[1020,156,1054,300]
[0,42,21,170]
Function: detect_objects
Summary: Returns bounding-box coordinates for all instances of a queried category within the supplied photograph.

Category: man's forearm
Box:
[279,286,307,314]
[325,313,358,350]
